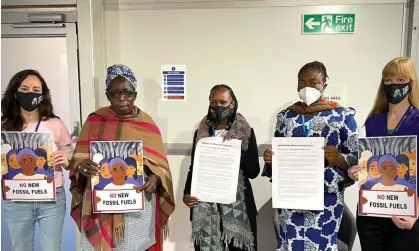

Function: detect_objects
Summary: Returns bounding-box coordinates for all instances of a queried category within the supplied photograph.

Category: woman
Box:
[349,57,419,250]
[183,84,260,251]
[69,64,175,251]
[1,69,73,251]
[263,61,358,251]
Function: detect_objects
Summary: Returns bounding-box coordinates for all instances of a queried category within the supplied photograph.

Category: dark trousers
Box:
[194,215,258,251]
[357,215,419,251]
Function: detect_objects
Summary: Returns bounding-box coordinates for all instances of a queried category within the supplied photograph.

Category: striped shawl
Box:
[69,107,175,250]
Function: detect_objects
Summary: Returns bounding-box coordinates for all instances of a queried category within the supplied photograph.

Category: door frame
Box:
[1,23,82,142]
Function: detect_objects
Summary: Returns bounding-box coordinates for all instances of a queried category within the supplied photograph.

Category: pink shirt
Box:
[23,117,72,188]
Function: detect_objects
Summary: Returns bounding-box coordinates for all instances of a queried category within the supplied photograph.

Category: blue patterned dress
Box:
[270,107,358,251]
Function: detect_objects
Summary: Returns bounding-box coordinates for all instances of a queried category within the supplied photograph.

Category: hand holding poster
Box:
[91,141,145,213]
[1,132,56,201]
[358,136,417,218]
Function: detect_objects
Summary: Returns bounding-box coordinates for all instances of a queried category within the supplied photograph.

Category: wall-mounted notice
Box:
[1,132,56,201]
[323,84,346,106]
[302,14,355,34]
[358,136,417,218]
[161,65,186,101]
[90,141,145,213]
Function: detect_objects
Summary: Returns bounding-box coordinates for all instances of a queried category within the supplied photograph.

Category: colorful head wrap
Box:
[105,64,137,89]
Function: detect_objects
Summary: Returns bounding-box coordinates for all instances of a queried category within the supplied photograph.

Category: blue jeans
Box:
[3,187,66,251]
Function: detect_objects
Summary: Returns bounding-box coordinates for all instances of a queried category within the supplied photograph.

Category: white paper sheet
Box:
[190,137,242,204]
[272,137,324,210]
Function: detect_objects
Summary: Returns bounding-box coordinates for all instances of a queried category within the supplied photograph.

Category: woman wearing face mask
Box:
[348,57,419,250]
[1,69,73,251]
[69,64,175,251]
[183,84,260,251]
[263,61,358,251]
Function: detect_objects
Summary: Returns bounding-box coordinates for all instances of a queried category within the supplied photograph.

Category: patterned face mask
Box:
[16,92,43,112]
[210,105,231,124]
[383,82,411,104]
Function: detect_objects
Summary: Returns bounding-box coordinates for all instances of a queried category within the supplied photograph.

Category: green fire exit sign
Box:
[302,14,355,34]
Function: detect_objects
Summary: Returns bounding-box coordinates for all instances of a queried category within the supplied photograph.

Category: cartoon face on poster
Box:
[1,132,56,201]
[358,136,417,218]
[90,141,145,213]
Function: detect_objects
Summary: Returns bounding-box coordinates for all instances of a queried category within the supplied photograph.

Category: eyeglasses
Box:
[107,90,136,99]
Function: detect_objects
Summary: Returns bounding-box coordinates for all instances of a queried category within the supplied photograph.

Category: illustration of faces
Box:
[368,161,380,178]
[124,157,137,178]
[109,158,128,183]
[40,145,52,166]
[360,160,367,170]
[126,165,136,178]
[397,163,409,178]
[379,160,398,180]
[8,150,20,169]
[100,163,112,179]
[35,148,48,169]
[1,144,11,175]
[409,159,416,176]
[1,153,6,169]
[17,148,37,175]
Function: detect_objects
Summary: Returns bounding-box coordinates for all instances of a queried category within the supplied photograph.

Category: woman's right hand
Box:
[263,149,274,164]
[183,194,199,208]
[78,159,99,178]
[348,165,362,181]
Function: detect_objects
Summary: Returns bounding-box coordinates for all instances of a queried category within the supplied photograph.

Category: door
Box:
[1,23,80,251]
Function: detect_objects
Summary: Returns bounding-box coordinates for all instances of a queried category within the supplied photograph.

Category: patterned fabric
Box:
[69,106,174,251]
[106,64,137,89]
[272,107,358,251]
[192,113,255,251]
[287,98,341,116]
[80,191,157,251]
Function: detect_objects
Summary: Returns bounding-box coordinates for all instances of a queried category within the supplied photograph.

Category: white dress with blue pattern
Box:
[271,107,358,251]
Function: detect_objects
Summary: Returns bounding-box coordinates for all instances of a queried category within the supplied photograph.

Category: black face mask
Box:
[16,92,43,112]
[383,83,411,104]
[211,106,231,124]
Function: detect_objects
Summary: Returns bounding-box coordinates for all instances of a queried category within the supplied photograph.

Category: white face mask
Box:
[298,87,322,106]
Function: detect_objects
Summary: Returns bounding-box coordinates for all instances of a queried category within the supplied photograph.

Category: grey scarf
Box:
[192,113,255,251]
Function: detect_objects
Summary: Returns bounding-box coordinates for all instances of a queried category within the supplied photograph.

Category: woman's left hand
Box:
[322,146,340,166]
[392,216,417,230]
[223,133,236,142]
[52,151,68,167]
[141,175,158,194]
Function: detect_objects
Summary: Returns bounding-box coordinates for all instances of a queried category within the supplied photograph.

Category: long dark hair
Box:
[206,84,238,129]
[1,69,56,131]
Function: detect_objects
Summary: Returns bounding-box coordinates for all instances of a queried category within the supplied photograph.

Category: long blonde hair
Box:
[366,57,419,119]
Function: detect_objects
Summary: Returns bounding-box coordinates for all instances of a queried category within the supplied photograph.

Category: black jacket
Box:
[183,127,260,221]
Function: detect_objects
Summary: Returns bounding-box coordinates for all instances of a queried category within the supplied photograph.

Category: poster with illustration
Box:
[91,141,145,213]
[358,136,417,218]
[1,132,55,201]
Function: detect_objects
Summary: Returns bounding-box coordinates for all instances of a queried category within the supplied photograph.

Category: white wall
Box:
[100,2,407,251]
